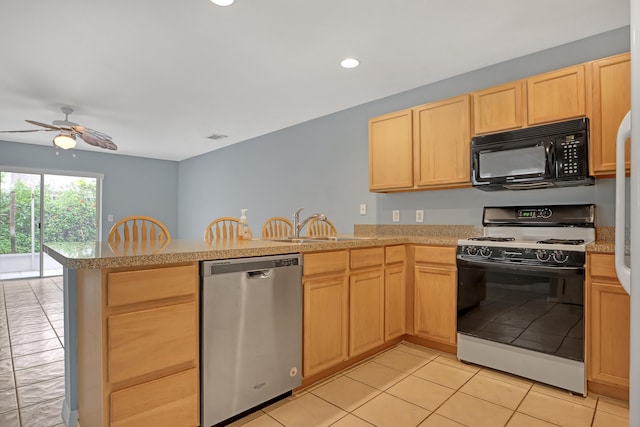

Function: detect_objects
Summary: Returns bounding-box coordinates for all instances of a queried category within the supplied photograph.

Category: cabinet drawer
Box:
[350,247,384,270]
[304,251,348,276]
[108,302,197,384]
[385,245,405,265]
[589,253,618,279]
[107,264,197,307]
[111,368,199,427]
[414,245,456,266]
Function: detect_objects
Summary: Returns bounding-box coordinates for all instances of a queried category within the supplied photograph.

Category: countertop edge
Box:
[45,235,617,270]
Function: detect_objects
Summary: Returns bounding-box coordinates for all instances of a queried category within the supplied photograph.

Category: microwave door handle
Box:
[545,141,556,176]
[503,182,554,190]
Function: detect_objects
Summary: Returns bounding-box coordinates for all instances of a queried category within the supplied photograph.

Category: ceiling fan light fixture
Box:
[53,132,77,150]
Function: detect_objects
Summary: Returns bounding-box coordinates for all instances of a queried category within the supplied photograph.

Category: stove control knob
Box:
[552,250,568,263]
[479,247,492,258]
[539,208,552,219]
[466,246,478,256]
[536,250,550,262]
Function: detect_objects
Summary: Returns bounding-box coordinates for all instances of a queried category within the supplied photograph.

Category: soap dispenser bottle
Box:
[239,209,250,240]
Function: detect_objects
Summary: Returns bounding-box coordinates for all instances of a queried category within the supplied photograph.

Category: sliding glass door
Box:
[0,170,100,280]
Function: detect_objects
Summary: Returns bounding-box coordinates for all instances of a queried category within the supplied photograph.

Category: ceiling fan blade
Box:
[25,120,62,130]
[0,129,57,133]
[76,127,118,151]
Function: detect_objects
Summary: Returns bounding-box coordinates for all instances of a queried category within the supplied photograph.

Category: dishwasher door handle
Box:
[247,269,273,279]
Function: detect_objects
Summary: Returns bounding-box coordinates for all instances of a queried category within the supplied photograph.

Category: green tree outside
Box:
[0,173,97,254]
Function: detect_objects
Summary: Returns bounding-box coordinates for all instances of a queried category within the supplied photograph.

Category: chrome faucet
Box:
[292,208,327,238]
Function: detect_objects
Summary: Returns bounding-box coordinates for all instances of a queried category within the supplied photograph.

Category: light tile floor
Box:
[0,277,631,427]
[230,343,630,427]
[0,277,65,427]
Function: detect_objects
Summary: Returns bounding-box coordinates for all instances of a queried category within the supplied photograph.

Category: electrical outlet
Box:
[360,204,367,215]
[416,210,424,223]
[108,214,114,222]
[392,210,400,222]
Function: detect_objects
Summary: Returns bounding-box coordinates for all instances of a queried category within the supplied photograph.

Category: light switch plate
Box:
[108,214,114,222]
[416,210,424,223]
[360,204,367,215]
[392,210,400,222]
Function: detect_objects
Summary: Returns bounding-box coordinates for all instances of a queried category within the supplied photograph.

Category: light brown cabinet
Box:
[368,108,414,191]
[349,247,385,357]
[527,63,586,126]
[473,81,526,134]
[303,250,349,377]
[368,95,472,192]
[384,245,406,340]
[77,263,200,427]
[473,64,587,136]
[413,95,472,189]
[413,246,457,346]
[589,52,631,177]
[587,253,630,400]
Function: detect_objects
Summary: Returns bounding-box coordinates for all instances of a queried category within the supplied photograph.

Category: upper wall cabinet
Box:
[589,52,631,177]
[368,95,471,193]
[368,109,414,191]
[527,64,586,126]
[473,64,587,135]
[473,81,526,135]
[413,95,472,189]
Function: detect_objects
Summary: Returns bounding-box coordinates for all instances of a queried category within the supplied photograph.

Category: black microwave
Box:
[470,118,594,191]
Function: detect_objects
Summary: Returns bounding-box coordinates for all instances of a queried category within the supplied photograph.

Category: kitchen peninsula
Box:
[45,225,618,426]
[44,235,418,427]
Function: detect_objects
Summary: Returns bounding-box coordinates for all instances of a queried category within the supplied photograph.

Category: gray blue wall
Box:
[1,27,630,241]
[178,27,630,238]
[0,140,179,239]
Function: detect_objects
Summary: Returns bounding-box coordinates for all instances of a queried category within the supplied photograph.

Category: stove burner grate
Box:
[468,237,516,242]
[536,239,585,245]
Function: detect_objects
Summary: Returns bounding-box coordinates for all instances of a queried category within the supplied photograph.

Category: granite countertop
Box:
[43,224,617,270]
[44,227,473,270]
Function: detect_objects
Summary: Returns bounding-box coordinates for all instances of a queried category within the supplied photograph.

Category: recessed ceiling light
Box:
[211,0,234,6]
[340,58,360,69]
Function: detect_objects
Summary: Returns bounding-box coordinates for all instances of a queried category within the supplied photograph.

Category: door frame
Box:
[0,165,104,278]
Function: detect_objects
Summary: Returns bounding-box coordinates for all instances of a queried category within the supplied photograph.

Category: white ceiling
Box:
[0,0,630,161]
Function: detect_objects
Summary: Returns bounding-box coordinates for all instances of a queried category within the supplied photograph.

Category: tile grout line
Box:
[1,281,22,426]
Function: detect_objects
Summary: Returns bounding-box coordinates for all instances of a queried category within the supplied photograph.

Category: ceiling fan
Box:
[0,107,117,151]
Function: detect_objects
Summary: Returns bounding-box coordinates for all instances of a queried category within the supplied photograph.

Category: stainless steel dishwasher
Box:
[200,254,302,427]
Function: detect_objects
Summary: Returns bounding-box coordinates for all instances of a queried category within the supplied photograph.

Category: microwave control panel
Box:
[556,132,588,178]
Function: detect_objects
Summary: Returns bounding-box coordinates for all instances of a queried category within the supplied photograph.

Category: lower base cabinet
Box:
[110,368,199,427]
[76,263,200,427]
[587,253,630,398]
[413,246,457,346]
[303,251,349,377]
[349,248,385,357]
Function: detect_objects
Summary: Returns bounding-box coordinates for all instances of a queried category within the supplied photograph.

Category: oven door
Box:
[456,257,584,361]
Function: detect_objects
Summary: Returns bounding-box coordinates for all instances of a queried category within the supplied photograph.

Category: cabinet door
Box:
[414,265,457,345]
[527,64,586,125]
[414,95,471,189]
[368,109,414,191]
[473,81,525,134]
[588,274,630,389]
[385,264,406,340]
[590,53,631,176]
[110,368,199,427]
[349,269,385,357]
[303,274,348,377]
[108,302,198,384]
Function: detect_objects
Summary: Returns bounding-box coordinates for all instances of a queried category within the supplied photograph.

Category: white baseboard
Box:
[62,399,79,427]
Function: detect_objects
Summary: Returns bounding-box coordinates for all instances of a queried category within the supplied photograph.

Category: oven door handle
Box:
[456,257,584,276]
